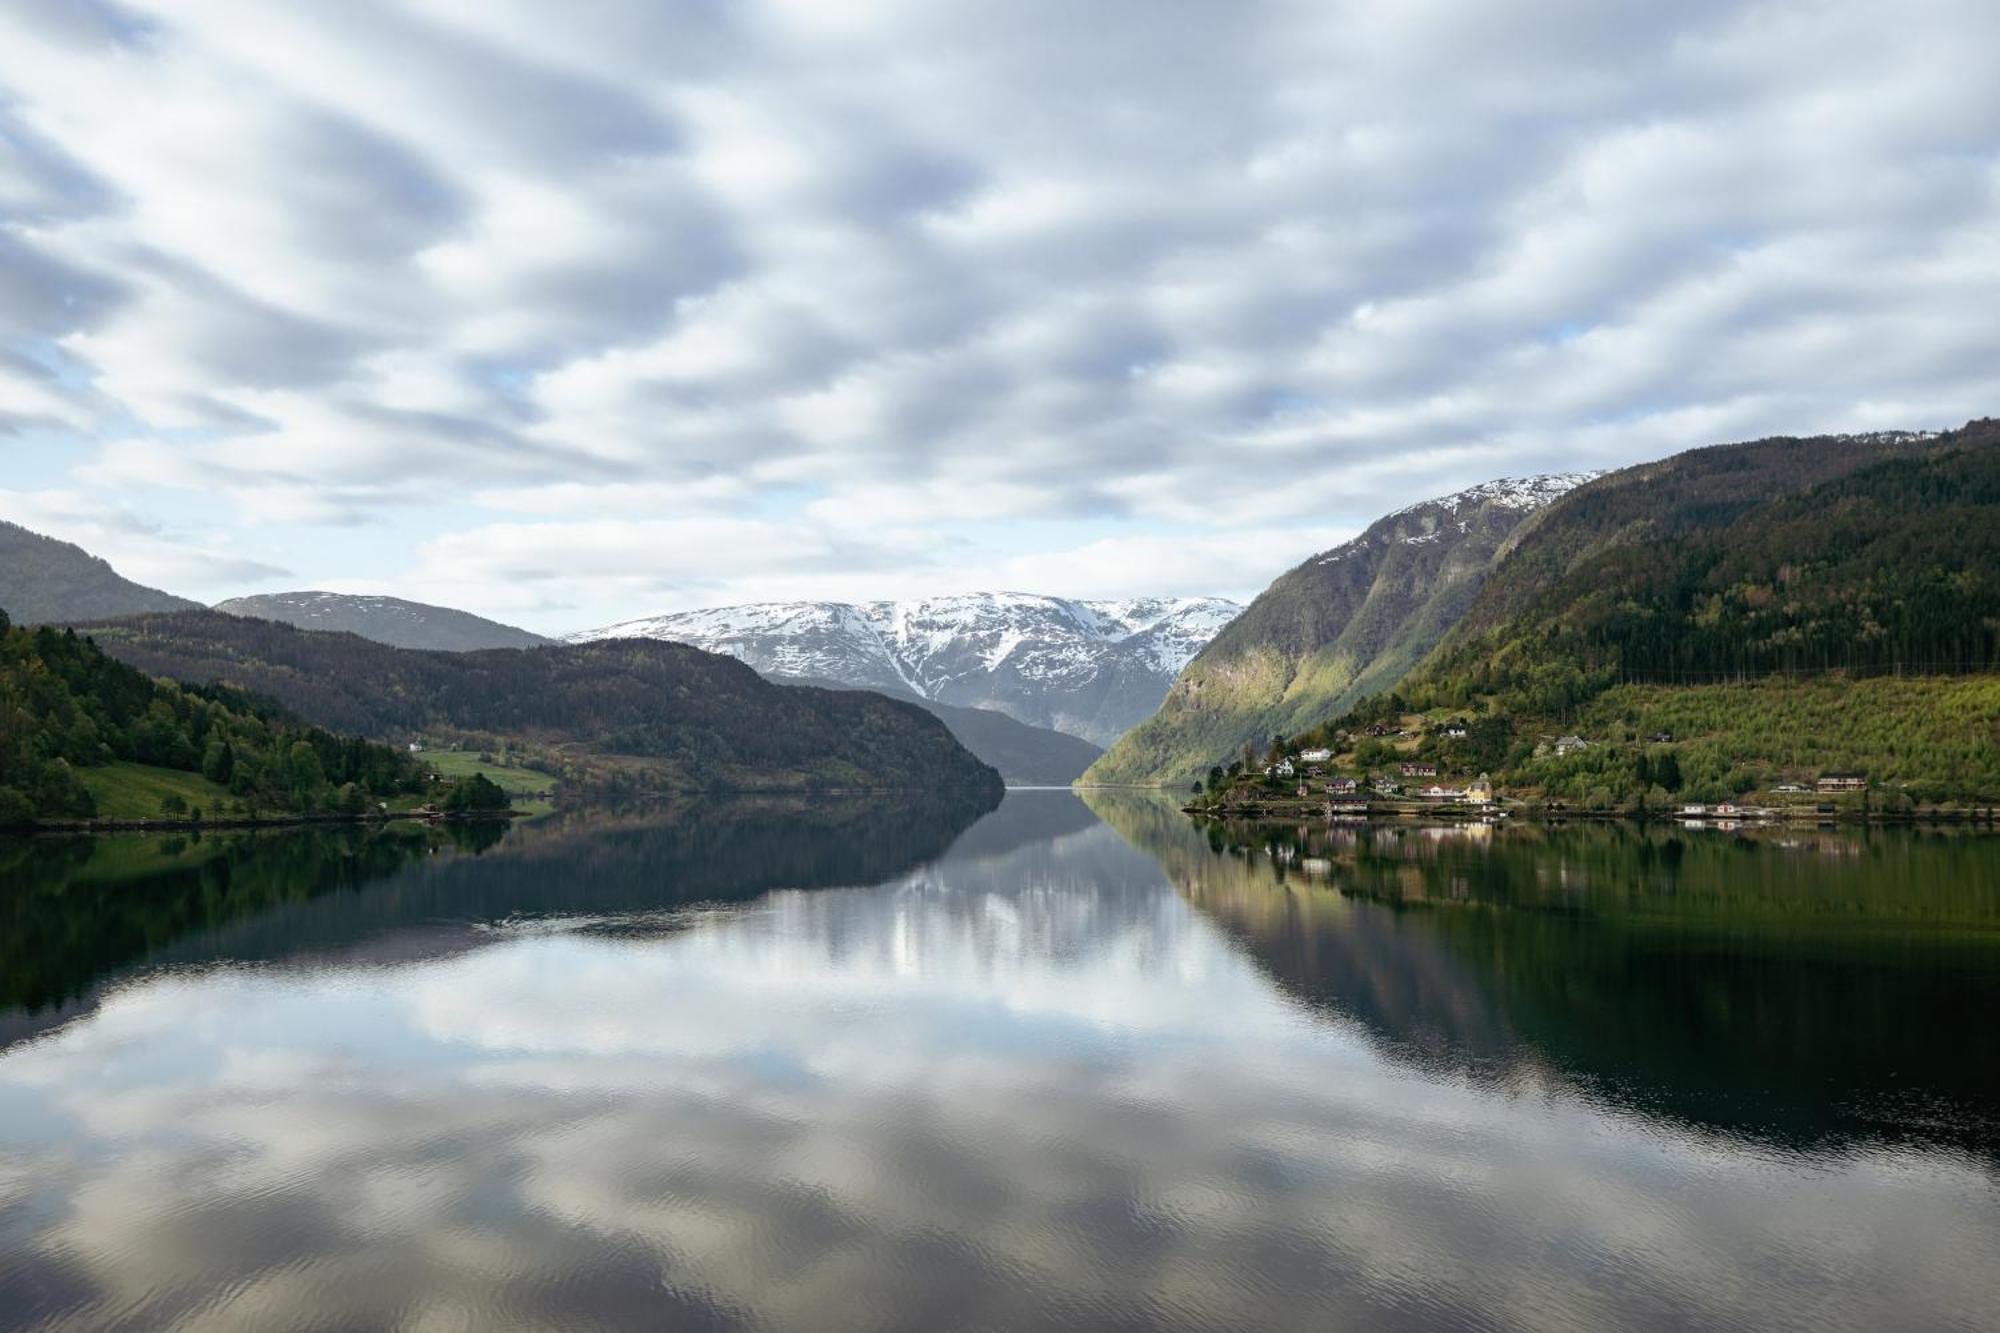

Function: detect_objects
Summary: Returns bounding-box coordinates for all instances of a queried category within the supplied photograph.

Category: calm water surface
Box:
[2,793,1998,1331]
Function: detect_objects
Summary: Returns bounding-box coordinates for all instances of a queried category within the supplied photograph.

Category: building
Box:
[1417,784,1464,801]
[1681,803,1706,816]
[1466,774,1495,805]
[1553,735,1590,756]
[1326,795,1369,818]
[1772,783,1809,794]
[1817,772,1868,793]
[1401,762,1438,778]
[1327,777,1359,794]
[1372,777,1401,795]
[1267,758,1296,779]
[1440,720,1469,739]
[1299,748,1333,763]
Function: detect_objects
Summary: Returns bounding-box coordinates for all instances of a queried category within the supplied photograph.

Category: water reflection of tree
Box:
[0,787,998,1030]
[1084,792,2000,1162]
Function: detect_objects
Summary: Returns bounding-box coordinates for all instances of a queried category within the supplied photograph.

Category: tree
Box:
[442,772,509,813]
[286,739,326,805]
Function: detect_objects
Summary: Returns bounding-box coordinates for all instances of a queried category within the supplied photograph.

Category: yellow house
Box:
[1466,773,1495,805]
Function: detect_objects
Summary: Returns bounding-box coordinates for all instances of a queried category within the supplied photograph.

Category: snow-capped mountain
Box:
[569,593,1242,747]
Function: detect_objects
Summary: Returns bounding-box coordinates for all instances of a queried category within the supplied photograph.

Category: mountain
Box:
[214,591,550,652]
[569,594,1241,748]
[780,675,1102,785]
[80,610,1002,797]
[1083,475,1595,788]
[0,521,199,626]
[1368,422,2000,803]
[0,607,427,825]
[1427,428,1968,656]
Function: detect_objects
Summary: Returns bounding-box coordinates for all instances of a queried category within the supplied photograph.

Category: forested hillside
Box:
[0,608,429,825]
[1416,423,2000,717]
[81,611,1002,795]
[0,521,199,625]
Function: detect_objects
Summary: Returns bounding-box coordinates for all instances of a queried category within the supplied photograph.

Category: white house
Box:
[1299,748,1334,763]
[1554,735,1590,755]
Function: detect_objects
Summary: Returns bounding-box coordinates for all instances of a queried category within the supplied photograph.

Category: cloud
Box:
[0,0,1995,621]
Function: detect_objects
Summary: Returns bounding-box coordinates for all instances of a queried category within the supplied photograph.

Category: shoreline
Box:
[1182,800,2000,827]
[2,809,527,836]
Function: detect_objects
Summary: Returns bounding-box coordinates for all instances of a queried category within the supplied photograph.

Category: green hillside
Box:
[0,609,430,825]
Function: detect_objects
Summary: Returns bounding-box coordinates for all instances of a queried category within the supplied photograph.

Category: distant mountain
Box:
[214,591,549,652]
[0,520,199,625]
[781,675,1102,786]
[1084,475,1595,788]
[570,594,1241,747]
[81,611,1002,797]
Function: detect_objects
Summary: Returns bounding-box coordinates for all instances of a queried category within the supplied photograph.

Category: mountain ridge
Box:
[80,610,1003,797]
[0,521,200,626]
[214,591,550,652]
[1083,474,1596,788]
[570,592,1241,747]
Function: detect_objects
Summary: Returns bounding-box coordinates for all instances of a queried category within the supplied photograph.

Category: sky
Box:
[1,0,1996,634]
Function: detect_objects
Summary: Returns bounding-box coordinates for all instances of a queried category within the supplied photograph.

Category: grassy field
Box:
[423,749,556,795]
[76,762,236,820]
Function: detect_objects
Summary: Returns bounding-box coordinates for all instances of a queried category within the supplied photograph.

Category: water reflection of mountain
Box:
[0,788,997,1046]
[1085,793,2000,1160]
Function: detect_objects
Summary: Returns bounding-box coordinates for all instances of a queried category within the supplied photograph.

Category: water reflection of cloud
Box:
[2,822,1997,1331]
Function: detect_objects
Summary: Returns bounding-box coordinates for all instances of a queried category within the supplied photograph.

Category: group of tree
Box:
[0,608,431,825]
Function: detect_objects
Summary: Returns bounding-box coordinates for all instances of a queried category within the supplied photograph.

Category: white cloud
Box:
[0,0,1995,622]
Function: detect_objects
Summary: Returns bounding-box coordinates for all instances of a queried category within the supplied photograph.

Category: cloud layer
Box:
[1,0,1997,626]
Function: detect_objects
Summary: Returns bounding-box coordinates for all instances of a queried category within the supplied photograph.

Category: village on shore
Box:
[1182,713,1926,827]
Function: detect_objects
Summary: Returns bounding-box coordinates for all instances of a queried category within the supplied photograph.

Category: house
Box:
[1299,748,1334,763]
[1401,762,1438,778]
[1417,784,1463,801]
[1327,777,1359,794]
[1372,777,1401,795]
[1267,758,1296,779]
[1817,772,1868,793]
[1326,795,1369,818]
[1466,774,1495,805]
[1772,783,1809,794]
[1365,723,1395,737]
[1715,802,1742,817]
[1681,803,1707,816]
[1440,720,1469,739]
[407,740,425,753]
[1296,783,1311,799]
[1553,735,1590,756]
